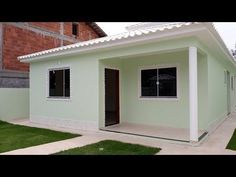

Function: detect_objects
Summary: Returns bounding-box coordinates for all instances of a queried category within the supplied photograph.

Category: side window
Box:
[49,68,70,98]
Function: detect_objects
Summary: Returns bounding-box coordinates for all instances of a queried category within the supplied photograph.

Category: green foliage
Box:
[55,140,161,155]
[0,120,79,153]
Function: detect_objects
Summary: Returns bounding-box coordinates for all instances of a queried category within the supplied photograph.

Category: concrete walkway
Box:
[1,111,236,155]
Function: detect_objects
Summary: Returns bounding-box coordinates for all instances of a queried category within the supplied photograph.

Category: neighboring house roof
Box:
[125,22,181,31]
[18,22,236,67]
[87,22,107,37]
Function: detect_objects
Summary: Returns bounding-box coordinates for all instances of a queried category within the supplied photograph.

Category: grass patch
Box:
[0,120,79,153]
[226,129,236,151]
[54,140,161,155]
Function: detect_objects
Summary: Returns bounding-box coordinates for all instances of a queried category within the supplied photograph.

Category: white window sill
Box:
[139,96,179,101]
[46,97,71,101]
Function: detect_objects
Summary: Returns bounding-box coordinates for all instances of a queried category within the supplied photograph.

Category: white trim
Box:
[46,98,72,102]
[104,67,121,127]
[189,46,198,142]
[46,65,72,101]
[104,66,120,71]
[203,23,236,67]
[30,115,98,131]
[138,97,179,101]
[138,64,180,101]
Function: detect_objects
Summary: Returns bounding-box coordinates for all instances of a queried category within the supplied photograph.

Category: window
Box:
[140,67,177,98]
[72,23,78,36]
[49,68,70,98]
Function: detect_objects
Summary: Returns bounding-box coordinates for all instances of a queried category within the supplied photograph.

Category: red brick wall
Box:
[64,22,100,40]
[79,22,99,41]
[2,22,101,72]
[29,22,60,33]
[3,24,61,71]
[64,22,73,37]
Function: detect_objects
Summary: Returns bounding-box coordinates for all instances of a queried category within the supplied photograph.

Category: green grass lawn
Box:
[54,140,161,155]
[226,129,236,151]
[0,120,79,153]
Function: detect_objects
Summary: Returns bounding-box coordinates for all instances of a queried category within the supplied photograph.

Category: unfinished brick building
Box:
[0,22,106,88]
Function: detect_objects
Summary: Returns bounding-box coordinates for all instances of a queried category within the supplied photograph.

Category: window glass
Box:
[141,69,157,96]
[65,69,70,97]
[49,70,63,97]
[140,67,177,98]
[49,69,70,98]
[158,67,177,97]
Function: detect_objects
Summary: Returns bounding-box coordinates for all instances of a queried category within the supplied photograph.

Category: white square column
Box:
[189,46,198,142]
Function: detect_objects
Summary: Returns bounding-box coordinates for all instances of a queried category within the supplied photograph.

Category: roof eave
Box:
[203,23,236,67]
[19,25,208,63]
[18,23,236,68]
[87,22,107,37]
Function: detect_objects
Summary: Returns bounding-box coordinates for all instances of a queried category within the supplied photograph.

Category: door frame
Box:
[104,67,121,126]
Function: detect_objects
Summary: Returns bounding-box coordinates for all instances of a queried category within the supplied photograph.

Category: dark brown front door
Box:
[105,68,120,126]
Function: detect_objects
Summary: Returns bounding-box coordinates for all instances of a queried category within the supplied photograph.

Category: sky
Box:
[96,22,236,50]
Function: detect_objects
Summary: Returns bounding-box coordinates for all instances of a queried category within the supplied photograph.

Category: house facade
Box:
[0,22,105,121]
[18,22,236,144]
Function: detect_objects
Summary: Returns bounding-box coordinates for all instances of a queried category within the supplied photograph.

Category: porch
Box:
[99,45,208,143]
[101,123,207,143]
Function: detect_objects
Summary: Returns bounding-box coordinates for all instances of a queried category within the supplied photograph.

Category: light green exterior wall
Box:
[197,53,209,130]
[28,36,236,132]
[99,51,208,130]
[192,40,236,131]
[206,51,236,130]
[0,88,29,121]
[122,53,188,127]
[30,37,198,130]
[30,56,100,129]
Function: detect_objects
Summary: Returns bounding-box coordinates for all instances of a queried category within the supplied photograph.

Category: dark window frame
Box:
[140,66,178,99]
[48,67,70,99]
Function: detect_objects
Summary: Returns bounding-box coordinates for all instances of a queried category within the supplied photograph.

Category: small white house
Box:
[18,22,236,144]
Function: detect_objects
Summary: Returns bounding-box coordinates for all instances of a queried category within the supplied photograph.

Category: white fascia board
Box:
[203,23,236,67]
